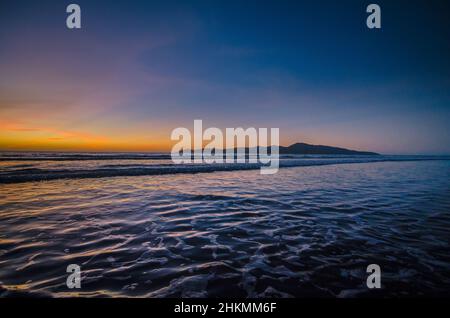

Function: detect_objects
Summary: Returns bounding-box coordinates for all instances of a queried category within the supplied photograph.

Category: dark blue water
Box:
[1,157,450,297]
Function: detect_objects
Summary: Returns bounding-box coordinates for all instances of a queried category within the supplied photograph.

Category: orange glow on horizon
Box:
[0,135,174,152]
[0,123,371,153]
[0,121,173,152]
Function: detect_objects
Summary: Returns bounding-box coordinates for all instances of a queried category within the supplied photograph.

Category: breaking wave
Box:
[1,154,449,184]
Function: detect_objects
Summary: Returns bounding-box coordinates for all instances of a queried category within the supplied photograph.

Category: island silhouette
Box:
[196,142,379,156]
[279,142,379,155]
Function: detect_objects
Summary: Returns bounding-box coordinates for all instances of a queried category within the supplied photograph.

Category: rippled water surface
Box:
[1,159,450,297]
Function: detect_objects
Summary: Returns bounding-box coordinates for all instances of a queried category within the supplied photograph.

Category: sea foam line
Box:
[1,157,449,184]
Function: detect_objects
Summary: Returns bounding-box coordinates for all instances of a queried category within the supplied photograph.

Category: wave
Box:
[1,156,449,184]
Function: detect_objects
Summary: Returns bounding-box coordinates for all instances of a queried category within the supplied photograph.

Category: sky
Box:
[0,0,449,154]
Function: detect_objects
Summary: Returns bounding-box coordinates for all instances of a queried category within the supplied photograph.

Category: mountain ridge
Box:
[199,142,380,156]
[279,142,379,155]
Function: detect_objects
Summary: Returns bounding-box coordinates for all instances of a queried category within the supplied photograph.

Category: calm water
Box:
[1,157,450,297]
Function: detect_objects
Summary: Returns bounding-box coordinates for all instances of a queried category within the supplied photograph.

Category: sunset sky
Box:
[0,0,449,154]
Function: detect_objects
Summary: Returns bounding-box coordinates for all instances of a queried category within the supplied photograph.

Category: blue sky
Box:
[0,0,449,153]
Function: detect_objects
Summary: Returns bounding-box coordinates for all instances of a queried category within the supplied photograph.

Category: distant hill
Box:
[279,142,379,155]
[196,142,379,156]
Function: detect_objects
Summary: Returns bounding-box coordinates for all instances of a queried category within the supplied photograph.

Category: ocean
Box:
[1,153,450,297]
